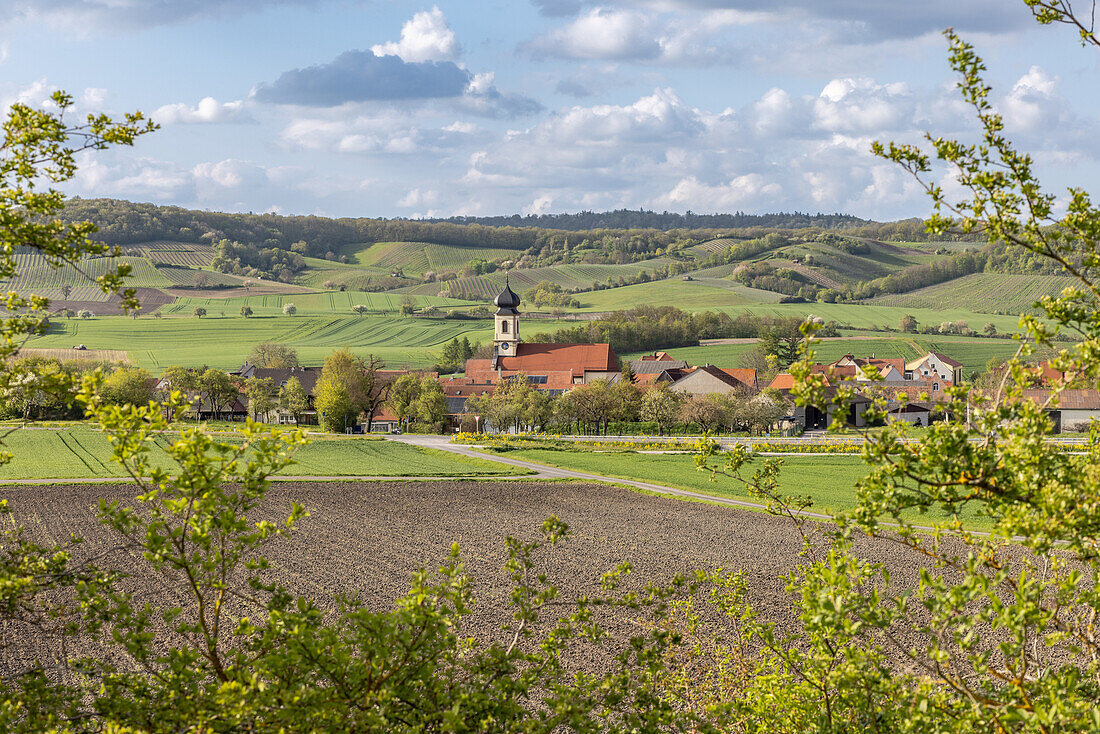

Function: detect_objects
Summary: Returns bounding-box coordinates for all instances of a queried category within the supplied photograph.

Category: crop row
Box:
[4,253,172,293]
[868,273,1081,314]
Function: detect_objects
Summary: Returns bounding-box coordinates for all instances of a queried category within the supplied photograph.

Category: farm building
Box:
[667,364,757,395]
[1020,389,1100,433]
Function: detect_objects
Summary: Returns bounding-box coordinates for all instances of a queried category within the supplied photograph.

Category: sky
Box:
[3,0,1098,221]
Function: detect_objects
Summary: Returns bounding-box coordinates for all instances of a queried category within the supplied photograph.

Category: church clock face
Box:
[500,343,510,350]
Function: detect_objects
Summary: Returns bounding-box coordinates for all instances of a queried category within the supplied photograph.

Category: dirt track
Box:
[0,479,940,678]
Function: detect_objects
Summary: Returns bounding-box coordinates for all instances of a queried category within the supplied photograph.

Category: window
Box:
[501,320,508,334]
[527,375,548,385]
[933,383,940,391]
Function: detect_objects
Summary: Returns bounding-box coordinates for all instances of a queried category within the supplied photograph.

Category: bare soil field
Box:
[17,347,130,362]
[47,287,175,316]
[1,479,940,679]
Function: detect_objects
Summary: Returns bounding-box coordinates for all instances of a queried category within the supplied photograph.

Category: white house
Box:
[905,352,964,390]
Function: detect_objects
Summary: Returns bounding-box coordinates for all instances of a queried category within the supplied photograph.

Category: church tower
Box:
[493,279,521,354]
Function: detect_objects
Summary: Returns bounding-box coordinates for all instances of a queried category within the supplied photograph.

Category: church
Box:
[459,281,621,391]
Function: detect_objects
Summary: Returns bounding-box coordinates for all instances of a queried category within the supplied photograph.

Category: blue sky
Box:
[4,0,1097,220]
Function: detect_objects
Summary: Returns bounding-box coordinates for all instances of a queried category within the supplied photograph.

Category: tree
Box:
[983,321,997,336]
[278,376,308,425]
[677,394,726,432]
[352,304,369,317]
[640,383,682,435]
[313,350,388,432]
[193,306,207,318]
[438,336,476,371]
[193,271,211,288]
[282,303,296,316]
[314,374,354,433]
[77,309,93,320]
[60,284,72,300]
[400,294,416,316]
[242,377,276,422]
[248,342,299,369]
[240,305,253,318]
[101,366,154,407]
[415,376,448,430]
[387,374,421,428]
[899,314,918,332]
[686,11,1100,729]
[199,368,237,421]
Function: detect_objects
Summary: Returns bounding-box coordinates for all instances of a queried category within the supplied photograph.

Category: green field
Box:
[356,241,525,273]
[575,278,1038,331]
[25,313,582,371]
[634,334,1037,376]
[4,252,172,295]
[867,273,1083,314]
[26,314,498,371]
[0,427,519,480]
[159,289,476,317]
[496,449,987,526]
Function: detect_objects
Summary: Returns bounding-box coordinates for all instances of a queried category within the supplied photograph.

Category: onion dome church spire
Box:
[493,278,521,353]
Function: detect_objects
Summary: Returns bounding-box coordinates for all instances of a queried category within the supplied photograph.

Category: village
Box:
[113,283,1096,436]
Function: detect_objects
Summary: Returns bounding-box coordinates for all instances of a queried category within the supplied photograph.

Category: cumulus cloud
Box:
[1001,66,1062,133]
[254,51,471,105]
[523,7,746,65]
[371,6,459,62]
[154,97,252,125]
[525,8,662,61]
[279,113,484,155]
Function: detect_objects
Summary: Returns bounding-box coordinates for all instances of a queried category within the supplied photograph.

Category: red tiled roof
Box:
[492,342,619,372]
[769,374,797,390]
[720,368,757,387]
[1022,388,1100,410]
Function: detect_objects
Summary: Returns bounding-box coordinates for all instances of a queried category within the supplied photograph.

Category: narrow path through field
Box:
[385,435,831,520]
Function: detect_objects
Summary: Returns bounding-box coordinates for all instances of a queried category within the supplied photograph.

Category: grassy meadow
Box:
[0,427,520,480]
[495,448,989,527]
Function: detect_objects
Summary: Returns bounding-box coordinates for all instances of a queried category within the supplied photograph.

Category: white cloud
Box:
[371,6,459,63]
[526,8,661,61]
[523,6,746,65]
[1001,66,1061,133]
[523,194,555,215]
[153,96,251,125]
[812,78,913,134]
[397,188,439,208]
[279,113,482,156]
[655,174,782,210]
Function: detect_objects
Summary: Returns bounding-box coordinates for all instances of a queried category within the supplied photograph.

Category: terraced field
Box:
[689,237,740,255]
[867,273,1083,314]
[578,278,782,310]
[356,241,525,274]
[157,266,240,287]
[128,241,215,268]
[3,252,172,294]
[417,259,681,300]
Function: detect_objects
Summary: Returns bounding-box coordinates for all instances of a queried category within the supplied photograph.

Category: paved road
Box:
[385,435,830,520]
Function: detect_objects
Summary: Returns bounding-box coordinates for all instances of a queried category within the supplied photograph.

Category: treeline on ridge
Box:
[529,306,829,356]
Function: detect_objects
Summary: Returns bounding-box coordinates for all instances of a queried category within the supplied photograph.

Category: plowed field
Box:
[0,480,939,678]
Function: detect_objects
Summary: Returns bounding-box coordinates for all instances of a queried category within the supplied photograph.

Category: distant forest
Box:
[427,209,868,231]
[58,199,949,257]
